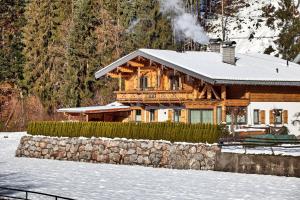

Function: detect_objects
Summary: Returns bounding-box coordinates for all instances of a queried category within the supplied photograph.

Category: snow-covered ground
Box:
[0,132,300,200]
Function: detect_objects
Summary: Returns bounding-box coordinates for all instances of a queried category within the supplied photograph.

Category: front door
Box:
[158,109,169,122]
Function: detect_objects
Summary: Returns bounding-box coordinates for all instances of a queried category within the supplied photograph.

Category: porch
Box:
[57,102,131,122]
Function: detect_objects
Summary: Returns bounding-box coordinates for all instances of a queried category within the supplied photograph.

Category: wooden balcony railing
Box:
[115,90,194,103]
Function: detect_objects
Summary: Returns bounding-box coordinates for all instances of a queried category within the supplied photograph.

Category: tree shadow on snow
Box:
[0,172,40,198]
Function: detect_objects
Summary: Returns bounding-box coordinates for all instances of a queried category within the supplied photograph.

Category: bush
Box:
[27,121,228,143]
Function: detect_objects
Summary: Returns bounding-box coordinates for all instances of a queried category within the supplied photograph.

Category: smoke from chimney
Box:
[159,0,209,45]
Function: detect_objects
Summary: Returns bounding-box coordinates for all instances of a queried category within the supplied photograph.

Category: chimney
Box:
[222,41,237,65]
[208,38,222,53]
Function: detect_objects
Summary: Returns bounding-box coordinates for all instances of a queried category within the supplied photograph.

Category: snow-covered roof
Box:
[95,49,300,86]
[57,102,130,114]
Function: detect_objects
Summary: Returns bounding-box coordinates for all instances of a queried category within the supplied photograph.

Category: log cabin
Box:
[59,42,300,136]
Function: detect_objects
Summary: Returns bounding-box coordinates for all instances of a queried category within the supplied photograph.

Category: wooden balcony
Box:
[115,90,194,103]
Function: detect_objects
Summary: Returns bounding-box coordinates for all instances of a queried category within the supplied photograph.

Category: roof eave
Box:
[215,79,300,86]
[95,50,140,79]
[94,49,215,85]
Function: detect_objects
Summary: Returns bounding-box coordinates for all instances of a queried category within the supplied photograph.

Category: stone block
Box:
[127,149,136,155]
[41,149,49,155]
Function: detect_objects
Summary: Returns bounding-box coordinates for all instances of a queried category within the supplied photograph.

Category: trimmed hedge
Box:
[27,121,228,143]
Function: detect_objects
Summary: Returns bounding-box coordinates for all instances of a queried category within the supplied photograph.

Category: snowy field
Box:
[0,132,300,200]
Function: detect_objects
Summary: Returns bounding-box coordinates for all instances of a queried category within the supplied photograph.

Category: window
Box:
[173,109,181,122]
[273,109,283,124]
[135,110,142,122]
[149,109,155,122]
[169,75,180,90]
[139,76,148,90]
[253,109,260,124]
[217,106,222,124]
[190,109,214,124]
[226,107,247,125]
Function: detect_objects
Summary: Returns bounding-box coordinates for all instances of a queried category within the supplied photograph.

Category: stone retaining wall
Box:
[215,152,300,177]
[16,136,220,170]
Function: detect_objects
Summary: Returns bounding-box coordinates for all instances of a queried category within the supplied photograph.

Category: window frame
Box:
[149,109,155,122]
[139,76,148,90]
[173,109,181,123]
[253,109,260,125]
[169,75,180,90]
[135,110,142,122]
[216,106,222,124]
[273,109,283,124]
[225,106,248,125]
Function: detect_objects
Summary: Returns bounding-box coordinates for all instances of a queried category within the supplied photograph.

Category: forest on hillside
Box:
[0,0,299,130]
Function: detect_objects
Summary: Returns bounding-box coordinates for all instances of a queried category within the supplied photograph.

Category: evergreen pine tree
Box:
[0,0,25,84]
[275,0,300,60]
[23,0,72,112]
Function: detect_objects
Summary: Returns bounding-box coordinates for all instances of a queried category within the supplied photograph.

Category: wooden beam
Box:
[128,61,144,67]
[140,71,151,76]
[149,60,153,67]
[139,66,157,71]
[118,66,134,73]
[107,72,130,78]
[211,86,221,100]
[107,72,119,78]
[199,85,208,99]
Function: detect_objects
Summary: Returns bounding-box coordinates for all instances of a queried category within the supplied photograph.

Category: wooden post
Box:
[207,85,212,99]
[221,85,226,100]
[157,68,161,89]
[118,73,122,91]
[141,108,145,122]
[145,110,149,122]
[245,91,250,99]
[213,107,217,124]
[154,110,158,122]
[193,86,198,100]
[179,76,182,90]
[180,109,187,123]
[137,67,141,90]
[131,110,135,121]
[222,105,226,123]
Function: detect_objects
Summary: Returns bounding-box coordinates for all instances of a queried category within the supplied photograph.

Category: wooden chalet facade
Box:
[60,44,300,135]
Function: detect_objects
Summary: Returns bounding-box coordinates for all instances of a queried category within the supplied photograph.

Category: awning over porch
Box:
[57,102,131,114]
